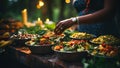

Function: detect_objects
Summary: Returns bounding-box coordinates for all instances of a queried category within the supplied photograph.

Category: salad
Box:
[90,43,119,57]
[53,40,92,52]
[90,35,120,45]
[70,32,96,40]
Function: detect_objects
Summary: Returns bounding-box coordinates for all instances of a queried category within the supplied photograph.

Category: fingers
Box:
[54,21,65,35]
[54,19,72,35]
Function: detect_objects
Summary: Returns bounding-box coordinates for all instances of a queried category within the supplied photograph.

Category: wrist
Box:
[71,17,79,24]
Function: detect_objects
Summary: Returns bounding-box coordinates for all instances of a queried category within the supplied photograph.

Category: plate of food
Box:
[10,34,40,46]
[52,40,92,61]
[25,36,54,54]
[90,35,120,45]
[89,43,119,59]
[70,32,96,40]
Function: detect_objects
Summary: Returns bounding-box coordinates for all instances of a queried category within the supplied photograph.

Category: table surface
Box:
[5,45,120,68]
[5,46,84,68]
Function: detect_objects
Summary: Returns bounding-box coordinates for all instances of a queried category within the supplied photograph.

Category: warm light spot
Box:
[39,0,44,7]
[38,17,41,21]
[36,0,44,9]
[22,9,27,13]
[45,18,53,24]
[65,0,70,3]
[46,18,50,22]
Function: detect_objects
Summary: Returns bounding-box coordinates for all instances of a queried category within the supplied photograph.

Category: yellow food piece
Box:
[0,40,12,48]
[71,32,94,39]
[98,45,104,50]
[91,35,120,44]
[3,32,10,36]
[91,50,97,55]
[54,46,61,50]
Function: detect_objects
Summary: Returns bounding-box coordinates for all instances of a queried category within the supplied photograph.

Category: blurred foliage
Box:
[82,55,120,68]
[44,23,56,31]
[17,25,47,35]
[0,0,77,23]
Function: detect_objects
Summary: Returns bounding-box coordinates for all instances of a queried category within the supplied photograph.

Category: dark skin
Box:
[54,0,117,35]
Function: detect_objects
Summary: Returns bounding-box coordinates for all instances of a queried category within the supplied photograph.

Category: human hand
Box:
[54,18,75,35]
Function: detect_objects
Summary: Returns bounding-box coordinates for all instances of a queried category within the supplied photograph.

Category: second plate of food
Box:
[70,32,96,40]
[90,35,120,45]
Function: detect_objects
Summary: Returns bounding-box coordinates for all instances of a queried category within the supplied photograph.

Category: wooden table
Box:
[5,45,120,68]
[5,46,83,68]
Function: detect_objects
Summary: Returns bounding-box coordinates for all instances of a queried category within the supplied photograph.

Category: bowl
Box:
[52,46,88,62]
[52,39,92,61]
[55,50,88,62]
[25,42,53,54]
[88,44,120,61]
[10,34,40,46]
[70,32,96,40]
[90,54,120,62]
[89,35,120,45]
[12,38,31,46]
